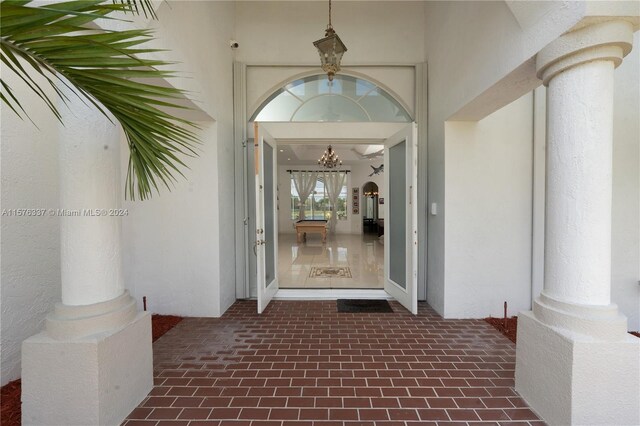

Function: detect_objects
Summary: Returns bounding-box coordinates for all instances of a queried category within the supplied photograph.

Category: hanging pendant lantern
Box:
[313,0,347,81]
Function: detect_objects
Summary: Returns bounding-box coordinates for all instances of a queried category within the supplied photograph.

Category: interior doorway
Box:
[362,181,381,236]
[251,123,418,314]
[238,71,422,314]
[277,144,385,291]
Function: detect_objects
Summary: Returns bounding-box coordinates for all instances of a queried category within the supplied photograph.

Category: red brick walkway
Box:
[123,301,544,426]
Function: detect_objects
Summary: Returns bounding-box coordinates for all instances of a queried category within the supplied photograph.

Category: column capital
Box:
[537,20,634,85]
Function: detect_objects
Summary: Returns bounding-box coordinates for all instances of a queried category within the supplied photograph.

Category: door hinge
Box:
[242,139,248,148]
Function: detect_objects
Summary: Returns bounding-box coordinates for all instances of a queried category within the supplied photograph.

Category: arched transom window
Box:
[252,74,411,122]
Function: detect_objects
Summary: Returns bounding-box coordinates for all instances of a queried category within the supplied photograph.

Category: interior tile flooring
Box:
[123,300,544,426]
[278,233,384,289]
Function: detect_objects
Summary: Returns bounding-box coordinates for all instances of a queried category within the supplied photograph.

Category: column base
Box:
[515,308,640,425]
[22,293,153,426]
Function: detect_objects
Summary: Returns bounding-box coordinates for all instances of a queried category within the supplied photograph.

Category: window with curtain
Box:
[290,173,347,220]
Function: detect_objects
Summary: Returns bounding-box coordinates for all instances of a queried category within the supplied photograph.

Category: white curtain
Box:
[291,171,317,220]
[323,171,346,233]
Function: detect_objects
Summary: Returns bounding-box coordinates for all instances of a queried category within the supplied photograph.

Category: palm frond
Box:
[113,0,157,19]
[0,0,198,200]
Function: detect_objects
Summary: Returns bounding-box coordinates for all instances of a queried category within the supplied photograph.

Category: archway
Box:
[250,73,412,123]
[238,68,420,312]
[362,181,380,235]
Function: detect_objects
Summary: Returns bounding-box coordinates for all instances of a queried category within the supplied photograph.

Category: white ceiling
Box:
[277,144,384,165]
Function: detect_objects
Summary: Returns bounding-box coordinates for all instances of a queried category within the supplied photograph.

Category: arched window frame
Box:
[250,73,412,123]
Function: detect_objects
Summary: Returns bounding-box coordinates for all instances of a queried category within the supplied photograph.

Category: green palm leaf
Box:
[1,0,198,200]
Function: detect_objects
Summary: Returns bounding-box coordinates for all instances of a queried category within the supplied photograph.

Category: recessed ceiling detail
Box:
[252,74,411,123]
[278,144,383,165]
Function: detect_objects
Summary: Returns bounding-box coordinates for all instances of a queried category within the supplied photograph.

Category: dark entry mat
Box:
[337,299,394,313]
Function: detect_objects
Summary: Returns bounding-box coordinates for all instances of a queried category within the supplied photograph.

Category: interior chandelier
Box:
[318,145,342,169]
[313,0,347,81]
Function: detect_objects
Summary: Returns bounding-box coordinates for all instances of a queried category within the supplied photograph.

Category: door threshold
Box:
[274,289,392,300]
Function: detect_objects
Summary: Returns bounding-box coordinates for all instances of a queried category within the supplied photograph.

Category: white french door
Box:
[254,123,279,313]
[383,123,418,314]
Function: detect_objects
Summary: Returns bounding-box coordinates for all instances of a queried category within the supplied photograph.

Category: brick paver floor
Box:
[123,300,544,426]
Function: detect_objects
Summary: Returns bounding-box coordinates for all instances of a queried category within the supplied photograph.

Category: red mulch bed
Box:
[152,314,183,342]
[630,331,640,339]
[485,316,518,343]
[0,314,183,425]
[1,379,21,426]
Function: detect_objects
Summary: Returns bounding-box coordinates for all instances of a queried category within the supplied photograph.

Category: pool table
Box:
[295,219,328,243]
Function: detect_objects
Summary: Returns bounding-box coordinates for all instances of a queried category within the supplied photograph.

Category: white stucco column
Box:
[58,102,125,306]
[516,20,639,426]
[541,23,628,308]
[22,95,153,425]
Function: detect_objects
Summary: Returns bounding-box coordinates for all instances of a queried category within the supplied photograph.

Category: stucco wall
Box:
[235,1,425,66]
[423,1,600,316]
[611,31,640,330]
[444,93,534,318]
[120,1,236,317]
[1,1,237,383]
[436,29,639,322]
[1,73,61,385]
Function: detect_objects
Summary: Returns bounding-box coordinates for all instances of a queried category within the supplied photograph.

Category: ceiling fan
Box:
[351,145,384,160]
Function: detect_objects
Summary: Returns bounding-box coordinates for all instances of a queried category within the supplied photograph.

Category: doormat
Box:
[337,299,394,313]
[309,266,352,278]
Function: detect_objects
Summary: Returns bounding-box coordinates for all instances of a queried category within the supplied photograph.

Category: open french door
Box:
[254,123,279,313]
[384,123,418,314]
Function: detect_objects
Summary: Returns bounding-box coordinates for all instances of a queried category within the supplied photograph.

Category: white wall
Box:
[1,1,238,383]
[423,1,600,316]
[235,1,425,66]
[121,123,222,317]
[436,27,639,322]
[121,1,236,317]
[611,31,640,330]
[444,93,534,318]
[0,73,61,385]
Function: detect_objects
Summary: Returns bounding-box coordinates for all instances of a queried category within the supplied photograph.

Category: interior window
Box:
[290,172,348,220]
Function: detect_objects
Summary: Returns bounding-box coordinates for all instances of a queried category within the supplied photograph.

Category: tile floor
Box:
[123,300,544,426]
[278,233,384,289]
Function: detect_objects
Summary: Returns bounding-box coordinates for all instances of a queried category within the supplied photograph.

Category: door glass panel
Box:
[389,140,406,288]
[264,142,276,286]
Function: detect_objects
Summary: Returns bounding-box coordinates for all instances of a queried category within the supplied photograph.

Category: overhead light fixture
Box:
[313,0,347,81]
[318,145,342,169]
